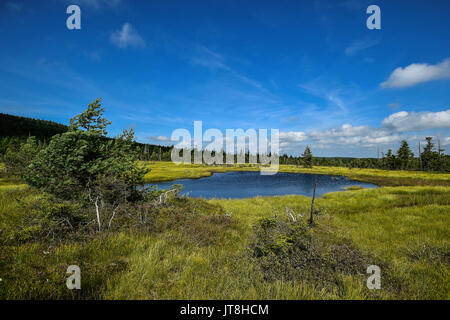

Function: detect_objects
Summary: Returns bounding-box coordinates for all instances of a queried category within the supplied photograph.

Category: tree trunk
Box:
[95,196,102,231]
[309,177,317,225]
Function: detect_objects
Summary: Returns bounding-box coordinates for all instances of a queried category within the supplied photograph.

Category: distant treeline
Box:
[169,137,450,172]
[283,138,450,172]
[1,113,448,172]
[0,113,170,158]
[0,113,67,154]
[0,113,68,138]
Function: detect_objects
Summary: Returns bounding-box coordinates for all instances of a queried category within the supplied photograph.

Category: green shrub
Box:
[249,216,374,289]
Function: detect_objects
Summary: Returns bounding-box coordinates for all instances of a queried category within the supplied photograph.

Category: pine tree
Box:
[26,98,147,199]
[69,98,111,135]
[396,140,413,170]
[302,146,313,168]
[421,137,441,171]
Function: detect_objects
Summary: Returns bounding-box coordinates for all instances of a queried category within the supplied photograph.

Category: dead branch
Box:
[95,195,102,231]
[108,204,120,229]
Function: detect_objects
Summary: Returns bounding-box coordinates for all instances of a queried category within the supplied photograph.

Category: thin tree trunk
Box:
[418,142,422,170]
[108,205,120,229]
[309,177,317,225]
[95,196,102,231]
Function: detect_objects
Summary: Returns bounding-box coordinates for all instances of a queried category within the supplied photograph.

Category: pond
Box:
[146,171,378,199]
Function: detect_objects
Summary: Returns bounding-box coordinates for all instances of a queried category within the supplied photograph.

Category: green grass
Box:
[1,162,449,299]
[209,187,450,299]
[141,161,260,182]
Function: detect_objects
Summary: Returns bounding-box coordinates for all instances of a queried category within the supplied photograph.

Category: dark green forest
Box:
[0,113,171,159]
[0,113,68,138]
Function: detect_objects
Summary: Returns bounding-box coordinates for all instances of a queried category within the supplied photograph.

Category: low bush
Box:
[250,216,375,288]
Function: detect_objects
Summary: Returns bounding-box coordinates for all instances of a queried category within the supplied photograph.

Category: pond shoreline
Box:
[142,162,450,187]
[146,171,378,199]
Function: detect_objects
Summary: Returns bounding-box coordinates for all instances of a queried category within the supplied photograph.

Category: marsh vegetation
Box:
[0,101,449,300]
[1,174,449,299]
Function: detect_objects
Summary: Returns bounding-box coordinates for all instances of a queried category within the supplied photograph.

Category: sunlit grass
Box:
[99,187,450,299]
[1,161,449,299]
[211,186,450,299]
[141,161,260,182]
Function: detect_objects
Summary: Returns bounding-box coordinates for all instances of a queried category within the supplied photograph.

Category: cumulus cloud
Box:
[294,110,450,150]
[278,131,308,142]
[360,134,404,146]
[304,123,402,148]
[381,110,450,132]
[110,23,145,49]
[381,58,450,88]
[310,124,371,139]
[148,135,172,142]
[280,109,450,151]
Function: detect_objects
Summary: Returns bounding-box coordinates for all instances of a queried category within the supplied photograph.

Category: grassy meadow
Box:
[0,161,449,299]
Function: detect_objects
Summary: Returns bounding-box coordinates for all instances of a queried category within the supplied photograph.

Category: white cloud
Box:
[278,131,308,142]
[382,110,450,132]
[361,134,404,146]
[277,109,450,153]
[143,109,450,156]
[279,109,450,152]
[148,135,172,142]
[110,23,145,49]
[310,124,371,139]
[306,123,401,148]
[381,58,450,88]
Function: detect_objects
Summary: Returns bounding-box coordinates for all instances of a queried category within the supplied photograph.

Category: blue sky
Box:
[1,0,449,157]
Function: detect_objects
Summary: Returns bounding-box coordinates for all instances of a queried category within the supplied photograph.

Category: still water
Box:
[146,171,377,199]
